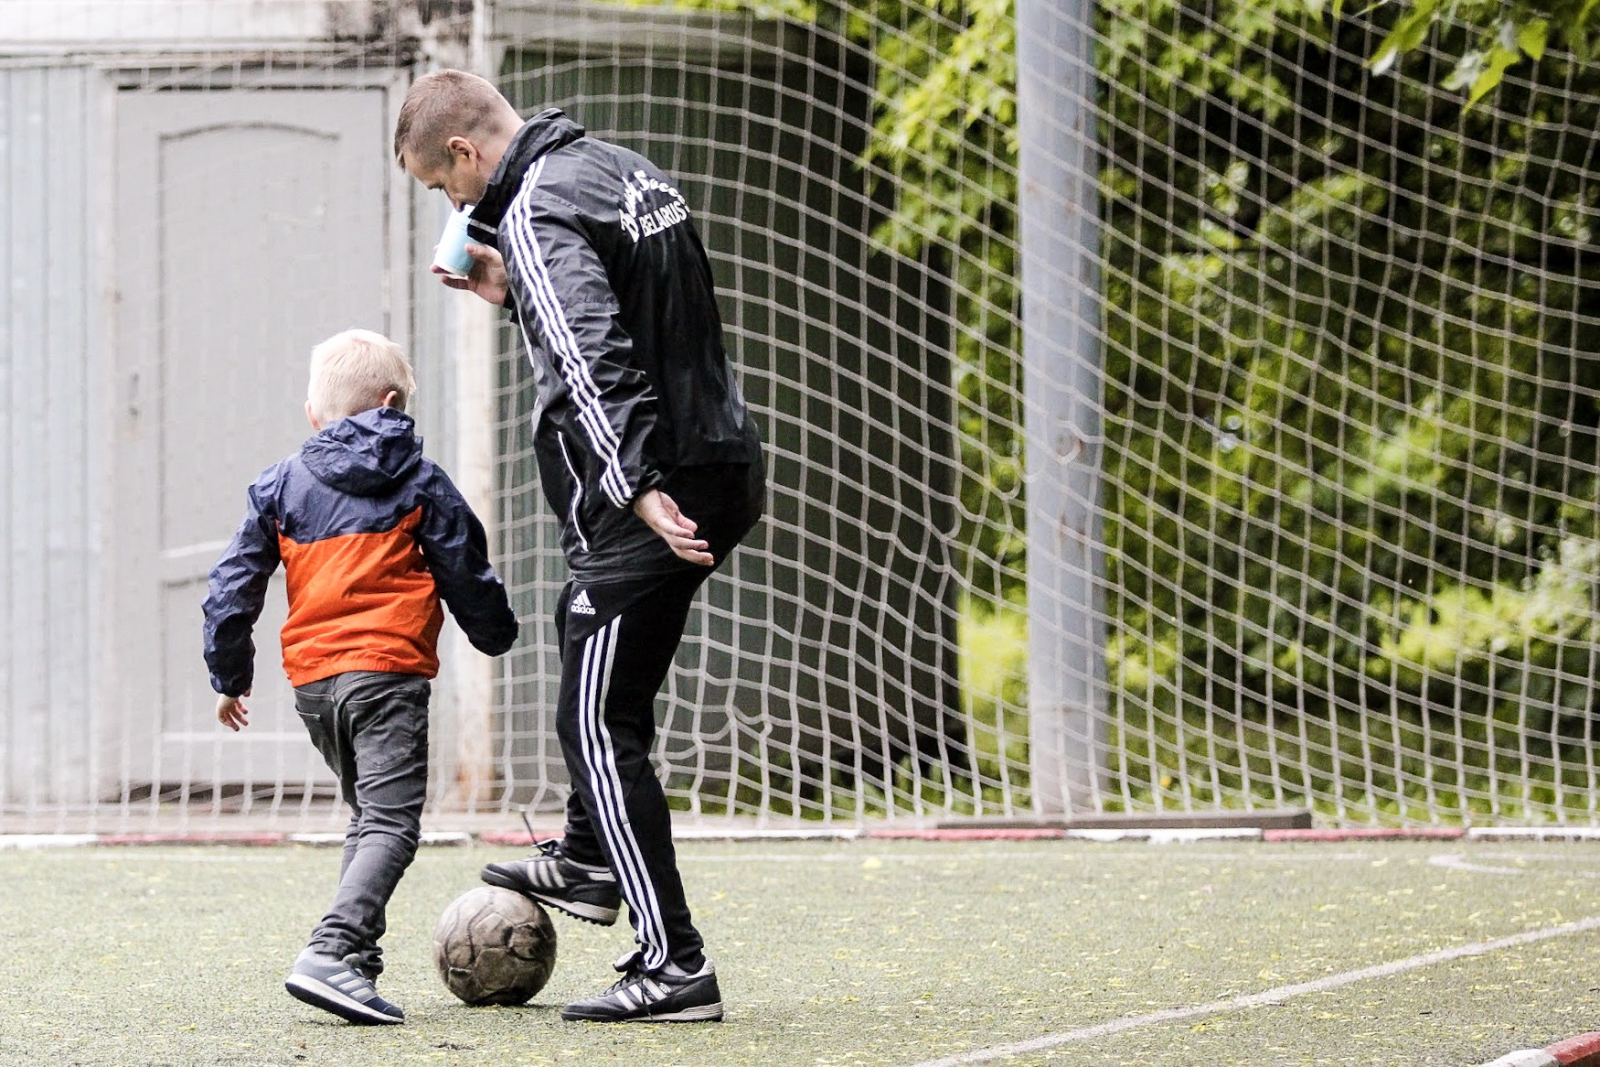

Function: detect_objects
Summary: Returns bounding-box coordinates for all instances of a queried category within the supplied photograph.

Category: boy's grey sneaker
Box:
[481,839,622,926]
[561,951,724,1023]
[285,950,404,1025]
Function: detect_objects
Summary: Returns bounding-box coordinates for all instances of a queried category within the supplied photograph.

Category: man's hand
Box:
[633,489,714,566]
[434,242,508,306]
[217,691,251,732]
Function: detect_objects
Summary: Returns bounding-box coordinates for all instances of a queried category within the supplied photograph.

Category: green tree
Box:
[1098,0,1600,816]
[679,0,1600,818]
[1350,0,1600,102]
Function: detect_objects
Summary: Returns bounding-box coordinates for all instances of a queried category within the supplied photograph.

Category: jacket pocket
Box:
[556,435,591,552]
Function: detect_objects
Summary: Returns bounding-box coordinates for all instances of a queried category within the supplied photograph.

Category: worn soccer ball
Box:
[433,886,558,1006]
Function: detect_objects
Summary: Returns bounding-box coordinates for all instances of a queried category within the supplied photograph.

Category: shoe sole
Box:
[481,867,620,926]
[285,974,404,1025]
[560,1001,724,1023]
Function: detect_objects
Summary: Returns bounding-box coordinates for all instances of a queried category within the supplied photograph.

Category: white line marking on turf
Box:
[901,914,1600,1067]
[680,850,1379,865]
[0,835,98,849]
[1429,854,1528,875]
[1468,826,1600,842]
[1430,853,1600,877]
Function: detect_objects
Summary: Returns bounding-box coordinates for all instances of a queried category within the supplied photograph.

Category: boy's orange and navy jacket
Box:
[202,407,518,697]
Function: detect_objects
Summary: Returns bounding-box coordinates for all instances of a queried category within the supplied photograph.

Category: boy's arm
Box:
[202,474,282,698]
[416,465,519,657]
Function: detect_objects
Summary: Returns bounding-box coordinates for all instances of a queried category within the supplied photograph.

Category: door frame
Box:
[97,63,415,807]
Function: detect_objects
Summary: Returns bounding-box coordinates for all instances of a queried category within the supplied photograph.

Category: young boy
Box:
[202,328,518,1025]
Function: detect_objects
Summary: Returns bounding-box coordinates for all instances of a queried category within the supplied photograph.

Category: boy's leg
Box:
[297,671,430,977]
[555,568,712,975]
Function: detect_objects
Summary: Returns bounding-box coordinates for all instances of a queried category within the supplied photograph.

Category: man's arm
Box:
[415,466,519,656]
[202,474,282,702]
[499,186,663,512]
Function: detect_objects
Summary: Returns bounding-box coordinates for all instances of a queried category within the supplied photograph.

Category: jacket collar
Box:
[468,109,586,243]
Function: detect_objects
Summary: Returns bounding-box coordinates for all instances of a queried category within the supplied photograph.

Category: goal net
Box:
[3,0,1599,831]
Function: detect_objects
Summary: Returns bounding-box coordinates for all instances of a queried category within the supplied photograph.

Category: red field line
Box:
[1548,1030,1600,1067]
[476,830,547,847]
[866,828,1067,841]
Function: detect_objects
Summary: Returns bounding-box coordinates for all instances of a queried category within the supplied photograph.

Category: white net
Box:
[489,3,979,822]
[1091,4,1600,824]
[4,0,1600,831]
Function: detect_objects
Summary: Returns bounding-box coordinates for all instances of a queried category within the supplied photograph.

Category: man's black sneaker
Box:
[561,951,724,1023]
[481,839,622,925]
[285,950,404,1025]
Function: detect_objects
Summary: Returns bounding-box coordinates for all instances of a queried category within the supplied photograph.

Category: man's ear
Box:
[305,400,321,430]
[446,135,477,166]
[381,389,403,412]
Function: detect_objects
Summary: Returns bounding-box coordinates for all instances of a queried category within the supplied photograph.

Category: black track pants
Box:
[554,568,712,973]
[554,461,763,974]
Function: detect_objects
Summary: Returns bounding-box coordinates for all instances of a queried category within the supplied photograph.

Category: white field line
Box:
[902,914,1600,1067]
[1429,854,1531,876]
[1430,853,1600,877]
[679,849,1379,865]
[1468,827,1600,842]
[0,834,98,850]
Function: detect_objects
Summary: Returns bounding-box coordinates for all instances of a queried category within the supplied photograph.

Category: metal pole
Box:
[448,0,501,810]
[1017,0,1106,815]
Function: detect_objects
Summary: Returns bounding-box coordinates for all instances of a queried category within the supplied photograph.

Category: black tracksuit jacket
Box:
[468,110,763,579]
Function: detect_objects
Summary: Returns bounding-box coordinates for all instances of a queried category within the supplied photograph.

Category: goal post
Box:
[1017,0,1109,816]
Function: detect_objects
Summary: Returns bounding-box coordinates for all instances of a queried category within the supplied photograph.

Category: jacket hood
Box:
[300,406,423,496]
[469,109,587,239]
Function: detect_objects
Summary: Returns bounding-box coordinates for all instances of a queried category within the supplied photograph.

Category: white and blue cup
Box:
[432,205,476,279]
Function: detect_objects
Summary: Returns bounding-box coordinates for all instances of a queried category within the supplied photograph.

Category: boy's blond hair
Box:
[307,329,417,425]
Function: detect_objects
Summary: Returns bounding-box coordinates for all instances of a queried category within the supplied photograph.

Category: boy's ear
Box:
[381,389,402,411]
[305,400,321,431]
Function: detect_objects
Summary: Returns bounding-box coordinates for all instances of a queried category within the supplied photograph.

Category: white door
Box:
[113,88,394,798]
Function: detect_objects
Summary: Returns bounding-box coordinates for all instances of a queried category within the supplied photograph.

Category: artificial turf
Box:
[2,839,1599,1066]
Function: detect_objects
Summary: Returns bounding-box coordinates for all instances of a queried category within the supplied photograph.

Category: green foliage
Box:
[1357,0,1592,103]
[1100,0,1600,817]
[672,0,1600,819]
[858,0,1024,604]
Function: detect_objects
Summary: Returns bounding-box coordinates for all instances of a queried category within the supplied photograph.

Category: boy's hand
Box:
[217,691,251,732]
[633,489,714,567]
[434,242,508,306]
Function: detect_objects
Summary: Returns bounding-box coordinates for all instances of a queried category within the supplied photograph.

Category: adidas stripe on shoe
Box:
[561,951,724,1023]
[481,838,622,925]
[285,950,404,1025]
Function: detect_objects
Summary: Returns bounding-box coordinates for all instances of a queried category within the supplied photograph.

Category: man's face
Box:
[405,138,494,211]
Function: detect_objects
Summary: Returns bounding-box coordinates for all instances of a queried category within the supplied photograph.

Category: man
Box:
[394,70,764,1023]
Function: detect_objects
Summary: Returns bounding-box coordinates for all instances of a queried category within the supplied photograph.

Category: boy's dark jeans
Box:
[293,670,430,978]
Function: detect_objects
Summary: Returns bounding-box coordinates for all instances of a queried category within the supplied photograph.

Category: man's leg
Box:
[479,586,623,923]
[554,568,711,974]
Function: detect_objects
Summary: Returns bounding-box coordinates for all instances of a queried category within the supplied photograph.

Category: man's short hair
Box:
[307,329,417,424]
[394,69,515,171]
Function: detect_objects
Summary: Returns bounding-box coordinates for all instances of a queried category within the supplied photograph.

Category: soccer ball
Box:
[432,886,558,1006]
